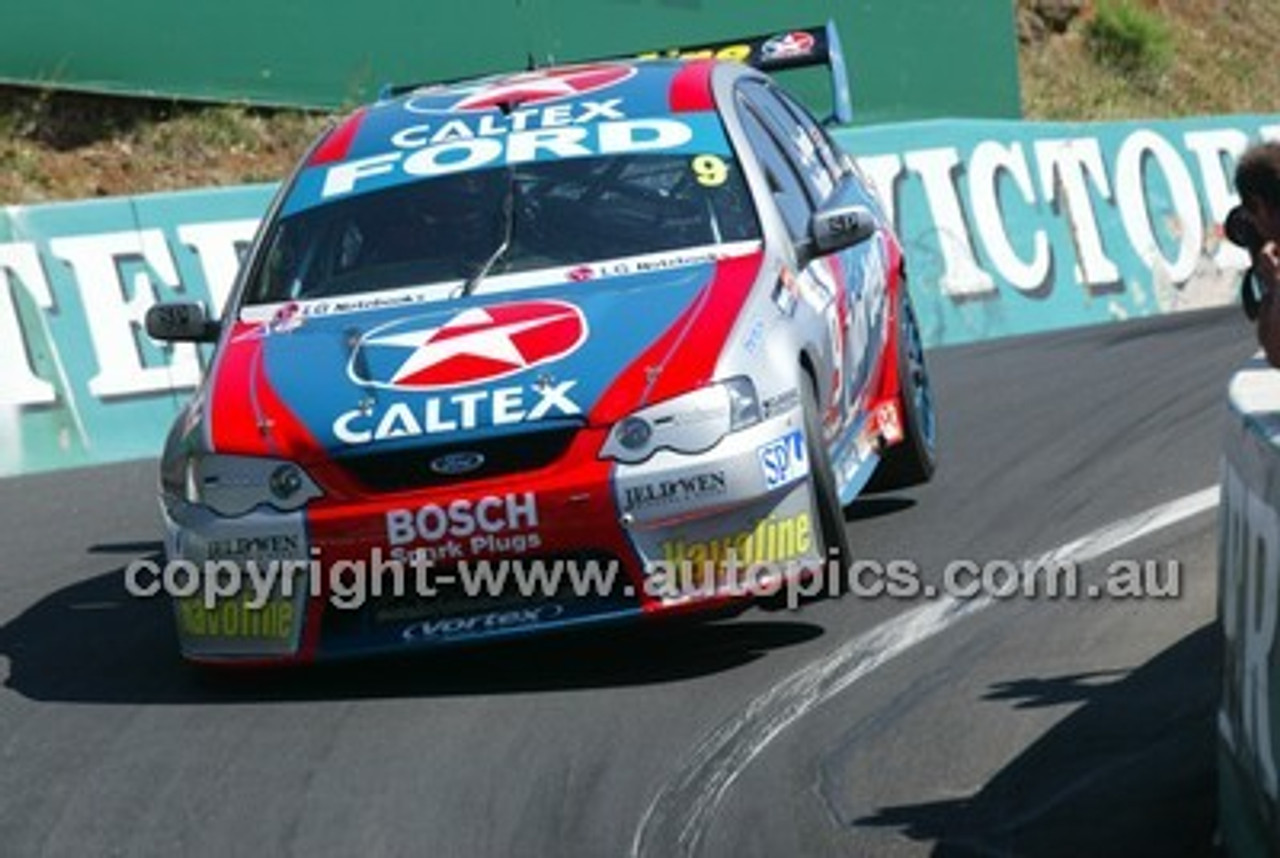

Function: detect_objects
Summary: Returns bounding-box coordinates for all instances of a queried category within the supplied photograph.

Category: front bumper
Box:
[161,408,819,664]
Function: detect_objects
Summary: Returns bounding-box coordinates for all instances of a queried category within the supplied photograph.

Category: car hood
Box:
[201,252,763,462]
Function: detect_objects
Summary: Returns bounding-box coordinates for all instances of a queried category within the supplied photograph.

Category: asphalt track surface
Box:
[0,305,1253,857]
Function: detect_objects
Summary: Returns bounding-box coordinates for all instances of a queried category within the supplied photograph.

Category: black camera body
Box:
[1227,204,1265,253]
[1226,204,1266,320]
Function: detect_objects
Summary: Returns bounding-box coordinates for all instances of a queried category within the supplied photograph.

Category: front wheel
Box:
[872,286,937,489]
[802,380,853,569]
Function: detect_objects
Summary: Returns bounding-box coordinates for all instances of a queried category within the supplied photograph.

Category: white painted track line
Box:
[630,485,1222,858]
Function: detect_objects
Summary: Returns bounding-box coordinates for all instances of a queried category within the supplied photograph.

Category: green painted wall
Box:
[0,1,1019,124]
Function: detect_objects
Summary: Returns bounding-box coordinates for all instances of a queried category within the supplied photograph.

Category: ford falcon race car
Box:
[146,25,936,664]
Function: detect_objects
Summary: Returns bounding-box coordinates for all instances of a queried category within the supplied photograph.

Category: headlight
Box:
[182,454,323,516]
[723,376,762,429]
[600,376,761,464]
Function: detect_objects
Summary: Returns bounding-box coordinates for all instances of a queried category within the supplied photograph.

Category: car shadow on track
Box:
[852,623,1219,856]
[0,560,825,705]
[844,495,916,523]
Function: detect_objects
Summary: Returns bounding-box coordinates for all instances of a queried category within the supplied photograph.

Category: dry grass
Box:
[1020,0,1280,120]
[0,90,332,204]
[1,1,1278,204]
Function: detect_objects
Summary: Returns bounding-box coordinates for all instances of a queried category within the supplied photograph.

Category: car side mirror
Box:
[798,203,877,268]
[145,302,221,343]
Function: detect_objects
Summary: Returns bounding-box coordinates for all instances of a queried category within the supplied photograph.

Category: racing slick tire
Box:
[802,378,853,574]
[870,285,937,490]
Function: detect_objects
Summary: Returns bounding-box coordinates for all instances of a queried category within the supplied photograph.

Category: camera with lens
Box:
[1227,204,1265,253]
[1227,204,1268,320]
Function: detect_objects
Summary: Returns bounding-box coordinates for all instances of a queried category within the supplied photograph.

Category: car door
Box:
[735,79,882,439]
[768,84,892,423]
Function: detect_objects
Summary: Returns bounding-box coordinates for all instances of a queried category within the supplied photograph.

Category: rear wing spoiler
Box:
[634,21,852,126]
[380,21,853,125]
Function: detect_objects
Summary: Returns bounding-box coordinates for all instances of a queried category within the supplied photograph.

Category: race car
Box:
[145,24,936,664]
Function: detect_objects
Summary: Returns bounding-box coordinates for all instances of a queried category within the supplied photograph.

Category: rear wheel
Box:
[872,286,937,489]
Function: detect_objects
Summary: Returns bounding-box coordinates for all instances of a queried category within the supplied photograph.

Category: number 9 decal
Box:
[692,155,728,187]
[715,44,752,63]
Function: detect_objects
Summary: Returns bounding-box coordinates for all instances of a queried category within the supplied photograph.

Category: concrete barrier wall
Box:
[1,112,1277,477]
[1220,359,1280,858]
[834,114,1278,347]
[0,186,274,475]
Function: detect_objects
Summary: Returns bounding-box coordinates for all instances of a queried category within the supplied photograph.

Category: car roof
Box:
[282,58,753,216]
[305,58,755,170]
[373,59,724,123]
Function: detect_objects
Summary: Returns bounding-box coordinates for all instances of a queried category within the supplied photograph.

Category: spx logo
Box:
[1220,460,1280,802]
[758,429,808,490]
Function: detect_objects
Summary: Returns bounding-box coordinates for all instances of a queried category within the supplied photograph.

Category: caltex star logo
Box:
[406,64,635,114]
[350,300,588,390]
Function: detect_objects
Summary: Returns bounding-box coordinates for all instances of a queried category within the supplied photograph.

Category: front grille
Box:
[336,426,578,493]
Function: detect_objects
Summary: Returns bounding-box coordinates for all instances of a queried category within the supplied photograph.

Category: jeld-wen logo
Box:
[1220,460,1280,802]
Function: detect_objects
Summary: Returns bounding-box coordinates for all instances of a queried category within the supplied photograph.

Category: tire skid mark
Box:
[630,485,1220,857]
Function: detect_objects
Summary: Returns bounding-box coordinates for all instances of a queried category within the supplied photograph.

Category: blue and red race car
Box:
[146,25,936,664]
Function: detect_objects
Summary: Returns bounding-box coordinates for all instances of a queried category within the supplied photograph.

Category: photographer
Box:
[1231,142,1280,367]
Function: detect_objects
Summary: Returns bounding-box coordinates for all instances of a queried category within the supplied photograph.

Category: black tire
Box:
[871,286,937,490]
[802,380,853,571]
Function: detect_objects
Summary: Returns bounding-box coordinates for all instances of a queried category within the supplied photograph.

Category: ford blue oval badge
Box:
[429,451,486,476]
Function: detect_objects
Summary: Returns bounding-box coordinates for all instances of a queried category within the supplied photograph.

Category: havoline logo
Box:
[349,299,588,391]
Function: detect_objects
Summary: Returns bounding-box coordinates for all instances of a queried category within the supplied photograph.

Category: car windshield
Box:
[243,152,760,307]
